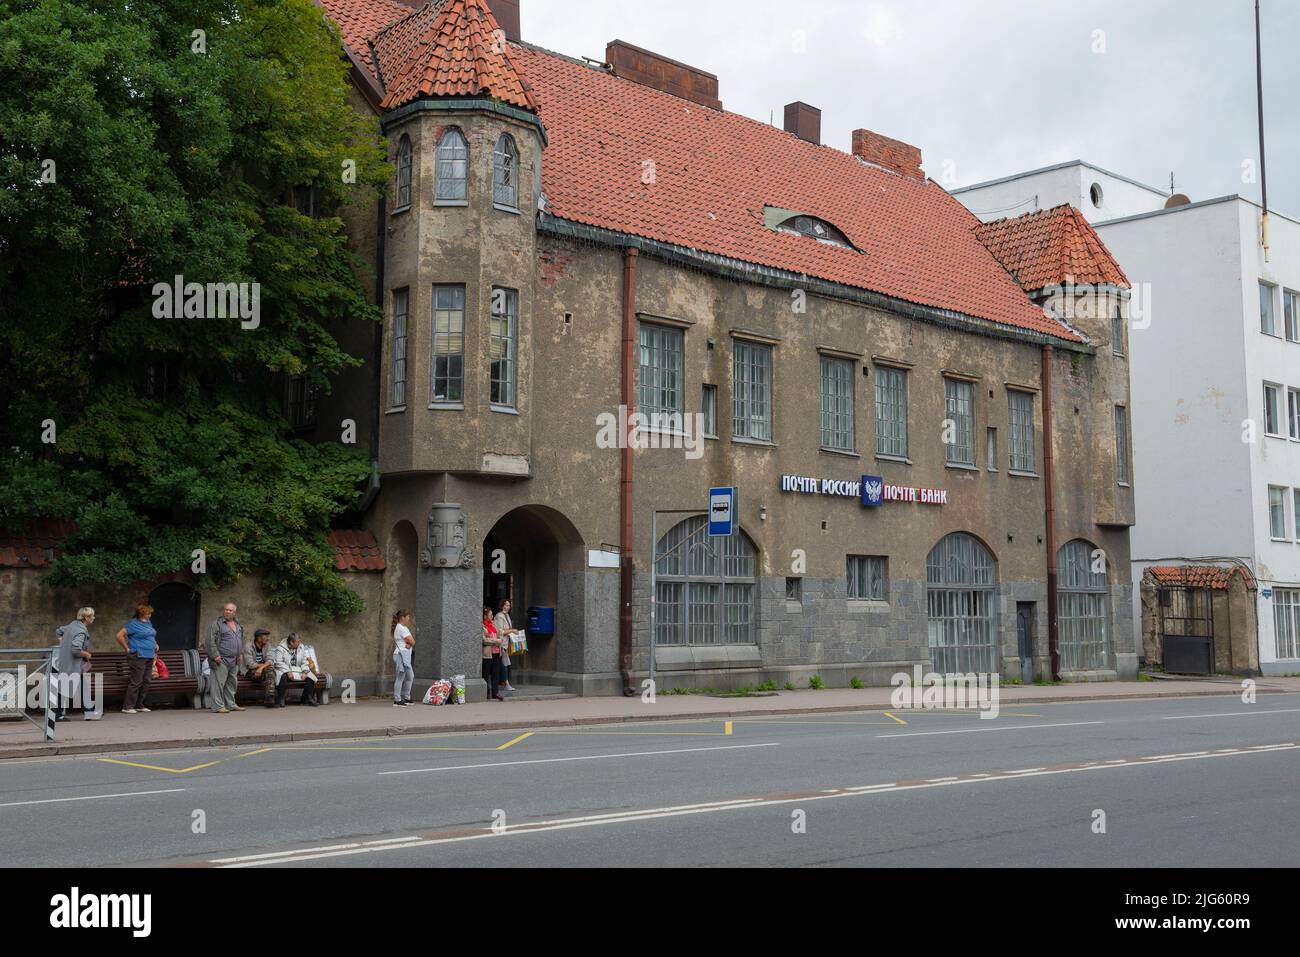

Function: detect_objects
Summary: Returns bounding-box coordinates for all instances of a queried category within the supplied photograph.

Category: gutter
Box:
[539,217,1091,354]
[619,247,639,696]
[1042,345,1061,680]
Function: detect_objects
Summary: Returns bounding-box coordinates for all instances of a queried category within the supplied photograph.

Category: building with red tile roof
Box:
[90,0,1132,697]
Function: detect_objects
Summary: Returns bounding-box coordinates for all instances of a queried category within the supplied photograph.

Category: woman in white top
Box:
[392,610,415,707]
[494,599,523,694]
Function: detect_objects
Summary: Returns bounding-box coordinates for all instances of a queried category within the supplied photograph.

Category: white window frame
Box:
[1285,289,1300,343]
[1111,301,1125,356]
[1264,383,1282,437]
[395,135,413,211]
[1275,588,1300,658]
[701,384,717,438]
[1261,282,1278,337]
[431,284,466,404]
[1115,405,1130,486]
[1269,485,1289,541]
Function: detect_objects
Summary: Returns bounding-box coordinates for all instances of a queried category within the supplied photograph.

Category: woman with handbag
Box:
[115,604,157,715]
[494,599,523,694]
[53,607,96,721]
[481,607,504,702]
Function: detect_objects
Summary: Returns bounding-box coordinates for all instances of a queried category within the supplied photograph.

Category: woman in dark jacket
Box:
[481,607,504,702]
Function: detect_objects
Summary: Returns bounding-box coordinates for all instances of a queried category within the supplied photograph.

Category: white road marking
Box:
[877,721,1104,738]
[0,788,185,809]
[376,742,780,776]
[1162,708,1300,721]
[221,743,1300,867]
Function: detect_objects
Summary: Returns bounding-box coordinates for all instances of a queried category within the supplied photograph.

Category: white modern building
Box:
[956,162,1300,676]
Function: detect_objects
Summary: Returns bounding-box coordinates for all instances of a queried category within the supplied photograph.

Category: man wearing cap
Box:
[243,628,277,709]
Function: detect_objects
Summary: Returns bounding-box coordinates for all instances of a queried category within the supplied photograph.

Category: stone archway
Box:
[482,505,586,681]
[385,520,420,682]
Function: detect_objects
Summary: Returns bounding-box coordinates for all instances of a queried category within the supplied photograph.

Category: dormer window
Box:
[765,207,854,249]
[395,135,413,210]
[493,134,519,210]
[436,128,469,203]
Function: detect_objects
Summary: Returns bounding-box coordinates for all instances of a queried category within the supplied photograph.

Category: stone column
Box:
[415,503,488,700]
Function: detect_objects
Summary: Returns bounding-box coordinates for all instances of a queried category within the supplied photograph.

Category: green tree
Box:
[0,0,390,619]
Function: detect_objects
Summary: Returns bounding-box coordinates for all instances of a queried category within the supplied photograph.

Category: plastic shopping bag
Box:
[425,679,452,706]
[451,675,466,705]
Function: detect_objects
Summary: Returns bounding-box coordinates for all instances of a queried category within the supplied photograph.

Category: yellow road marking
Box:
[98,758,221,775]
[725,721,732,736]
[884,712,908,726]
[497,732,534,751]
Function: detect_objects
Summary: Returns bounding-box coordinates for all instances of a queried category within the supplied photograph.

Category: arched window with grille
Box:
[926,533,998,673]
[654,516,757,646]
[435,128,469,202]
[1058,539,1110,671]
[395,135,413,209]
[493,134,518,209]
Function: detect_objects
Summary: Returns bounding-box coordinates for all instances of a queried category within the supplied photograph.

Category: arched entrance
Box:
[386,520,420,677]
[483,505,585,677]
[148,582,199,652]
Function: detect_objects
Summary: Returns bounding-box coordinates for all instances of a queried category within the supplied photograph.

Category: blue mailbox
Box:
[527,607,555,636]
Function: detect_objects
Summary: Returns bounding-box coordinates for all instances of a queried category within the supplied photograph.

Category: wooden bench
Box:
[87,650,205,710]
[196,651,333,706]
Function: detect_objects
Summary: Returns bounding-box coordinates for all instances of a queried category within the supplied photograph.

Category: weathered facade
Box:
[297,0,1141,697]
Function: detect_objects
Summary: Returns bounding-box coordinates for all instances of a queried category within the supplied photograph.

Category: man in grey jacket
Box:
[207,602,245,714]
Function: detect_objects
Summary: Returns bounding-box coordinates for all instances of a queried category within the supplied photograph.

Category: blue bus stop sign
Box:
[709,487,736,537]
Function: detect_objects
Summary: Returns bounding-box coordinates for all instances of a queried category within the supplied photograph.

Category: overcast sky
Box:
[523,0,1300,216]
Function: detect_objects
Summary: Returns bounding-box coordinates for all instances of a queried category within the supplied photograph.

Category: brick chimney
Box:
[851,129,924,181]
[606,40,721,110]
[784,102,821,145]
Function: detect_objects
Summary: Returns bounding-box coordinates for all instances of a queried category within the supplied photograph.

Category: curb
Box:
[0,686,1287,761]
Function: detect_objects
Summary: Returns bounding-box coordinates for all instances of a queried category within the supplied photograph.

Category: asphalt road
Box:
[2,693,1298,867]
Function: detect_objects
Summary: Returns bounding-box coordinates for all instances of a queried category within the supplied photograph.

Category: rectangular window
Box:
[819,356,855,451]
[1111,301,1125,355]
[390,288,409,408]
[1293,489,1300,540]
[944,378,975,466]
[701,384,717,438]
[874,366,908,458]
[733,340,772,441]
[1261,282,1277,336]
[1264,383,1281,436]
[489,287,517,408]
[284,376,319,431]
[1115,405,1130,485]
[431,285,465,403]
[986,428,998,472]
[847,556,888,601]
[1269,485,1288,540]
[1286,290,1299,342]
[1290,389,1300,441]
[1009,390,1036,472]
[785,578,802,603]
[1275,589,1300,658]
[639,323,683,428]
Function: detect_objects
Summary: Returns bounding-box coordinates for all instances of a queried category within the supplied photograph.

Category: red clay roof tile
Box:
[975,204,1130,293]
[327,530,387,573]
[1148,566,1257,591]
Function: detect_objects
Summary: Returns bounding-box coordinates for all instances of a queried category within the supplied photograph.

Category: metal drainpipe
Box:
[619,247,639,695]
[359,196,387,514]
[1042,344,1061,681]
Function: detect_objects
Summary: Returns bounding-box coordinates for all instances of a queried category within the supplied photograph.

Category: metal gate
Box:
[1158,586,1214,675]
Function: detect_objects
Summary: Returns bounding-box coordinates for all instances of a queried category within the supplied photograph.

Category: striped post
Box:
[44,655,57,741]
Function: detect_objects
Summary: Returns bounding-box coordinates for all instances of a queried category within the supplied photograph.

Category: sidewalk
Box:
[2,676,1295,760]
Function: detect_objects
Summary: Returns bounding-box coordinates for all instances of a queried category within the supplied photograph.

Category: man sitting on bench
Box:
[271,633,318,708]
[243,629,277,708]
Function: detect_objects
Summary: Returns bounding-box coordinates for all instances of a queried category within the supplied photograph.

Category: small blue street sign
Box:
[1263,588,1274,600]
[709,487,736,536]
[861,475,884,509]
